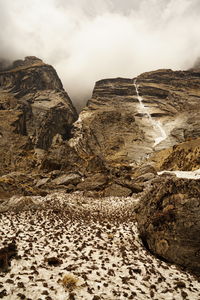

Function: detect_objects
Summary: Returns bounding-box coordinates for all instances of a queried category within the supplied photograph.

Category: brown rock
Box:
[77,173,108,191]
[0,242,17,272]
[103,183,132,197]
[52,173,81,186]
[136,176,200,274]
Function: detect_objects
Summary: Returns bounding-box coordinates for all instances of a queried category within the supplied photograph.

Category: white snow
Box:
[1,192,200,299]
[158,169,200,179]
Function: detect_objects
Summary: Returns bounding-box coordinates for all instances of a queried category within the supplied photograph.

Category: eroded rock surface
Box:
[0,56,77,176]
[136,176,200,274]
[69,70,200,168]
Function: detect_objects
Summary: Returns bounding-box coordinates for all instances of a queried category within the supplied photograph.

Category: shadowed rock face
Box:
[69,69,200,168]
[0,56,77,175]
[136,176,200,275]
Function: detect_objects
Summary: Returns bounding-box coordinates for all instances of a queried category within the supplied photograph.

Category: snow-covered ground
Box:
[158,169,200,179]
[1,193,200,300]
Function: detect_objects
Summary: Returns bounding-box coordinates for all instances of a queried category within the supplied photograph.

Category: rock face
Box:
[0,56,77,175]
[151,137,200,171]
[0,59,200,198]
[136,176,200,274]
[69,69,200,169]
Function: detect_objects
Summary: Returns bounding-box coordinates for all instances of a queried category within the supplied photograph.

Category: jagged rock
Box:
[35,177,49,187]
[135,173,155,182]
[0,195,44,212]
[0,56,77,176]
[0,172,45,199]
[69,70,200,169]
[77,173,108,191]
[0,58,200,197]
[151,137,200,171]
[132,165,157,178]
[0,242,17,272]
[51,173,81,186]
[103,183,132,197]
[136,176,200,275]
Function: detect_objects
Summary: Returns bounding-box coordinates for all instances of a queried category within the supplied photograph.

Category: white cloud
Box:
[0,0,200,109]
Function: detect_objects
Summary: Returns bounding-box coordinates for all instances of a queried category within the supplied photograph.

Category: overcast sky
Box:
[0,0,200,108]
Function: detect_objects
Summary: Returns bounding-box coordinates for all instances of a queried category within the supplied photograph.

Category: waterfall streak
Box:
[134,79,167,147]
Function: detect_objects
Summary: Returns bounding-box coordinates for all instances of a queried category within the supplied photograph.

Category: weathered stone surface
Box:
[0,58,200,197]
[103,183,132,197]
[69,70,200,169]
[136,176,200,274]
[77,173,108,191]
[135,172,155,182]
[151,137,200,171]
[0,242,17,272]
[132,165,157,178]
[51,173,81,186]
[0,56,77,176]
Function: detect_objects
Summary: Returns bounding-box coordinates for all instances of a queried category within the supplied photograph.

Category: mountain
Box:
[0,56,77,188]
[0,57,200,275]
[0,58,199,197]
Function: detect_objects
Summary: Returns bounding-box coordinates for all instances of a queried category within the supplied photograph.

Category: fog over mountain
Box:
[1,0,200,109]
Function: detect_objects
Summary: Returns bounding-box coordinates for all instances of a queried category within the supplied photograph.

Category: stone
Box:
[103,183,132,197]
[36,177,49,187]
[46,257,62,267]
[69,69,200,169]
[152,137,200,172]
[0,56,77,176]
[132,165,157,178]
[135,172,155,182]
[77,173,108,191]
[136,176,200,275]
[0,242,17,272]
[52,173,81,186]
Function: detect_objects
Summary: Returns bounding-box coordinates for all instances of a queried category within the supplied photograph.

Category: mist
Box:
[1,0,200,109]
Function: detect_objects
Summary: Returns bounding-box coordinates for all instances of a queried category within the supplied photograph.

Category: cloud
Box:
[0,0,200,109]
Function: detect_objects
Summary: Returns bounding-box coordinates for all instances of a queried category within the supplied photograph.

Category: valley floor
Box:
[0,193,200,300]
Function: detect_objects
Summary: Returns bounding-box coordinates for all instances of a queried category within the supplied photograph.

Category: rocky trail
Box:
[1,193,200,300]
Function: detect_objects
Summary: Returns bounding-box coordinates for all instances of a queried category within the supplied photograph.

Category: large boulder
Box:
[136,175,200,274]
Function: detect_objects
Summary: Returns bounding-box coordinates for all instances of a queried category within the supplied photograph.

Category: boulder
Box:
[103,183,132,197]
[51,173,81,186]
[77,173,108,191]
[0,242,17,272]
[136,176,200,274]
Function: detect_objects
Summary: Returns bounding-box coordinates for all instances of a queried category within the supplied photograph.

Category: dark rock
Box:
[52,173,81,186]
[103,183,132,197]
[77,173,108,191]
[46,257,62,267]
[0,242,17,272]
[136,176,200,275]
[135,172,155,182]
[0,56,77,174]
[0,290,7,298]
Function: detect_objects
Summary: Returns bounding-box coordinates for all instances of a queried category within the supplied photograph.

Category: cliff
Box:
[0,58,199,198]
[0,56,77,177]
[69,69,200,168]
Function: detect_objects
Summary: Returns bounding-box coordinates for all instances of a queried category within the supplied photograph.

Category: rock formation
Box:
[0,57,199,199]
[0,56,77,173]
[69,69,200,168]
[0,57,78,196]
[0,56,200,276]
[136,175,200,274]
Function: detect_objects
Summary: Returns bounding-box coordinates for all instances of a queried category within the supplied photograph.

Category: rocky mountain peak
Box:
[0,57,77,177]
